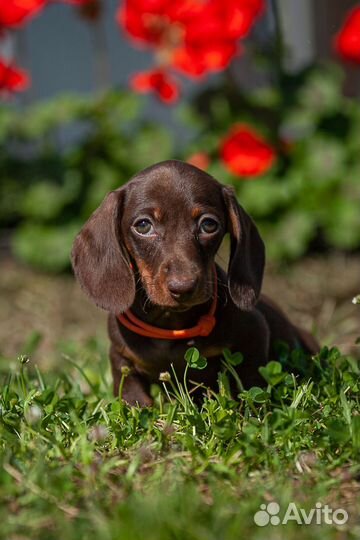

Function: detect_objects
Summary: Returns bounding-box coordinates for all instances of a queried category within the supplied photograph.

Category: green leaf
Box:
[323,198,360,249]
[274,341,290,363]
[239,177,293,218]
[351,415,360,449]
[223,349,243,366]
[259,361,285,386]
[298,66,343,116]
[83,161,122,215]
[21,182,68,221]
[128,124,173,169]
[184,347,199,364]
[326,418,350,445]
[184,348,207,370]
[102,90,141,124]
[302,136,346,182]
[262,212,315,260]
[246,386,270,403]
[13,222,80,272]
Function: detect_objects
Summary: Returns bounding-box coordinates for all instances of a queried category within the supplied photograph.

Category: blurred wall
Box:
[13,0,185,131]
[3,0,360,105]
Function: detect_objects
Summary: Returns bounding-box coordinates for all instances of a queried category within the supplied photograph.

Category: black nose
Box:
[167,277,198,298]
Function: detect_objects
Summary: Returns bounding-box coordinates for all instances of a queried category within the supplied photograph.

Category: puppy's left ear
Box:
[71,188,135,313]
[222,186,265,311]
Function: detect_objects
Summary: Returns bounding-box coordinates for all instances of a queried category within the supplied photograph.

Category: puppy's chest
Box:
[123,334,227,380]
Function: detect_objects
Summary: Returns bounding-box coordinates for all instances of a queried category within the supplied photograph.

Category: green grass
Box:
[0,339,359,540]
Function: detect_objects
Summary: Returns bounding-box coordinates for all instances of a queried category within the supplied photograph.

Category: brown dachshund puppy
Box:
[72,160,318,406]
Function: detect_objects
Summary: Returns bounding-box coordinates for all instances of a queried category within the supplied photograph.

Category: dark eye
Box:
[133,219,154,236]
[199,217,219,235]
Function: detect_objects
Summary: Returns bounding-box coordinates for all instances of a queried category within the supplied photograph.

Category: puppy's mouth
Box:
[143,279,214,313]
[164,298,210,312]
[144,283,212,311]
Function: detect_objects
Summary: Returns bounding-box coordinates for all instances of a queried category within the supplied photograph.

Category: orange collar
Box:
[117,270,218,340]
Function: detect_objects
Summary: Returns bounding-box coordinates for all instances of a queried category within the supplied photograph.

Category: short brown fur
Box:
[72,160,319,406]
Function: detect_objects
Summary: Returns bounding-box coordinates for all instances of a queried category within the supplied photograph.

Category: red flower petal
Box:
[167,0,204,23]
[120,0,200,20]
[334,6,360,64]
[184,0,263,42]
[187,151,210,170]
[130,69,180,103]
[172,46,208,77]
[226,0,264,38]
[220,124,275,178]
[173,40,238,77]
[200,41,238,70]
[117,3,170,46]
[0,0,46,29]
[118,0,264,81]
[0,58,30,93]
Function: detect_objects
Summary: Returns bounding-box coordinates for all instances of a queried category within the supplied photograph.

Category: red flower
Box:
[220,124,275,177]
[0,0,46,29]
[117,0,264,84]
[187,151,210,170]
[0,58,30,94]
[118,0,202,46]
[130,69,180,103]
[225,0,264,39]
[172,0,263,76]
[172,41,238,77]
[334,7,360,64]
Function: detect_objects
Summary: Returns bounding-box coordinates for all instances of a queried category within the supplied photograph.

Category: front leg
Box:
[232,309,271,390]
[110,344,153,407]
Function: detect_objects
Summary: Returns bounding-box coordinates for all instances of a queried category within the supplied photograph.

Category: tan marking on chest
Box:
[115,343,148,369]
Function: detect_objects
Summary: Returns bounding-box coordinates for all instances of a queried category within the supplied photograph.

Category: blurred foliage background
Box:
[2,65,360,271]
[0,0,360,272]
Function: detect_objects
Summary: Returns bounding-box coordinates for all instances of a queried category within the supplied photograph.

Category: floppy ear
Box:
[222,186,265,311]
[71,188,135,313]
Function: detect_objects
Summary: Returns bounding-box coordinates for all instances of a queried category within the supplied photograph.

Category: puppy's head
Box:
[71,160,265,313]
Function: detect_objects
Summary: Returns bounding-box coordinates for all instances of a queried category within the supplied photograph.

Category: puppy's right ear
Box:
[71,188,135,313]
[222,186,265,311]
